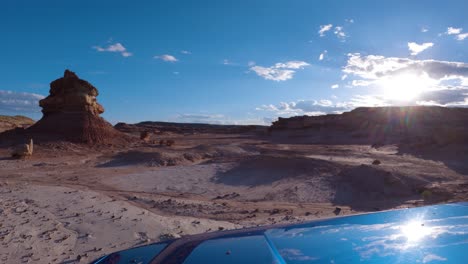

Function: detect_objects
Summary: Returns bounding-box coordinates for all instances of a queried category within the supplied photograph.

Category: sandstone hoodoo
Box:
[24,70,127,144]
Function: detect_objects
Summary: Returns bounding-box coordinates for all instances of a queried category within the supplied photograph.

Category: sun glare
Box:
[400,221,432,243]
[380,73,433,101]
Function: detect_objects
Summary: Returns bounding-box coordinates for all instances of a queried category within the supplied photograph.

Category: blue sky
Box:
[1,0,467,124]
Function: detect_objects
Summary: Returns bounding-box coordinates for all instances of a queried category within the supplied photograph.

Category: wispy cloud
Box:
[447,27,462,35]
[331,84,339,89]
[318,24,333,37]
[342,53,468,106]
[319,50,327,61]
[408,42,434,55]
[93,43,132,57]
[0,90,45,113]
[180,50,191,54]
[334,26,346,40]
[256,99,347,117]
[343,53,468,82]
[250,61,310,81]
[422,254,447,263]
[446,26,467,41]
[421,27,429,33]
[456,33,468,41]
[154,54,178,62]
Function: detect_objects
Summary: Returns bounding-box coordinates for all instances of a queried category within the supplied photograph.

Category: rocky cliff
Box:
[270,106,468,146]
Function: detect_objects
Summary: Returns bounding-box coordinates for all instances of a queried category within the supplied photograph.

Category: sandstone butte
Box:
[0,70,129,145]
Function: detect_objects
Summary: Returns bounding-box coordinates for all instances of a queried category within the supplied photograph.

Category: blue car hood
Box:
[93,202,468,263]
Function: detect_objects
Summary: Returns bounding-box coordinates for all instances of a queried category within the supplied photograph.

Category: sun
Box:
[380,73,433,101]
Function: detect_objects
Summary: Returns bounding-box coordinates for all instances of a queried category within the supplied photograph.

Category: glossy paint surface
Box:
[92,203,468,264]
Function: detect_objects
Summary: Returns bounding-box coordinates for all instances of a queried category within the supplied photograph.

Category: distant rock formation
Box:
[270,106,468,146]
[114,121,268,135]
[1,70,129,145]
[0,115,35,133]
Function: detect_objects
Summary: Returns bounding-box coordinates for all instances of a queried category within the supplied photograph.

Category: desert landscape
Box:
[1,70,467,264]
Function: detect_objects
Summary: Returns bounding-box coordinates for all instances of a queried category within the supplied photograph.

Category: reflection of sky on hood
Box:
[265,203,468,263]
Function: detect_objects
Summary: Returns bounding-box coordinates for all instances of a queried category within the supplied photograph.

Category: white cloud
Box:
[334,26,346,40]
[0,90,45,113]
[331,84,339,89]
[408,42,434,55]
[180,50,191,54]
[93,42,132,57]
[422,254,447,263]
[318,24,333,37]
[343,53,468,81]
[273,61,310,69]
[351,79,373,87]
[223,59,232,65]
[445,27,467,40]
[456,33,468,40]
[345,19,354,23]
[250,61,310,81]
[343,53,468,107]
[257,86,468,120]
[319,50,327,61]
[421,27,429,33]
[256,99,349,117]
[341,74,348,80]
[154,54,178,62]
[248,61,256,67]
[447,27,462,35]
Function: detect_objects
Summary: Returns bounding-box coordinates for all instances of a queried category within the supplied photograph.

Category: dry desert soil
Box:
[1,133,467,263]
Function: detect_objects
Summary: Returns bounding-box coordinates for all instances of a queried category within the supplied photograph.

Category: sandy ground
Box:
[1,133,467,263]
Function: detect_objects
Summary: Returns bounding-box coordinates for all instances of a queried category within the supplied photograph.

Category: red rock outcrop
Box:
[8,70,129,144]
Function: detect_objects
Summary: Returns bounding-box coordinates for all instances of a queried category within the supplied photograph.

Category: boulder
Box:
[11,139,33,159]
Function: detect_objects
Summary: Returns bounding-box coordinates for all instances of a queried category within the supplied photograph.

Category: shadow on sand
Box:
[396,144,468,175]
[212,155,342,187]
[96,151,165,168]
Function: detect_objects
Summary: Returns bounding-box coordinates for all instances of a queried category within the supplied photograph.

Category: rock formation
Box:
[0,115,35,133]
[270,106,468,146]
[5,70,129,145]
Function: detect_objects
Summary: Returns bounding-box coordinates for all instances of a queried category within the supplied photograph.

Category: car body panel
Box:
[92,202,468,264]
